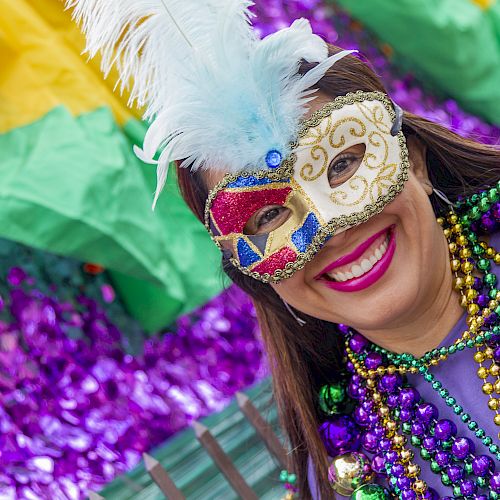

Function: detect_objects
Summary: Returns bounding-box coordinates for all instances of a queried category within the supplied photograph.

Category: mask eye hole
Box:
[244,205,291,235]
[328,143,366,188]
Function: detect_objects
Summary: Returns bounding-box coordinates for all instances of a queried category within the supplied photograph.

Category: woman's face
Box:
[205,92,450,335]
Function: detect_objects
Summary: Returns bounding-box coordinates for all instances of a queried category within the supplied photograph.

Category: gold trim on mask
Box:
[205,91,409,284]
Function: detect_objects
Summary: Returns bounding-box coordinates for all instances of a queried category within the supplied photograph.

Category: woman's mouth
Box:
[315,225,396,292]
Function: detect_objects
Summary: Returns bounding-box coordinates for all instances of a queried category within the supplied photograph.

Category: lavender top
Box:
[308,232,500,498]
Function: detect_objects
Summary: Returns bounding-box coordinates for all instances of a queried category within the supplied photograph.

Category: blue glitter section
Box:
[266,149,283,168]
[291,213,321,252]
[226,176,289,189]
[237,238,261,267]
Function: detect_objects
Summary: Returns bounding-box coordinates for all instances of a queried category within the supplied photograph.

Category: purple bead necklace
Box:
[320,188,500,498]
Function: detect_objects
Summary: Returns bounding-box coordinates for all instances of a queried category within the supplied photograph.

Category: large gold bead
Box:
[457,235,468,246]
[485,347,495,358]
[460,248,472,259]
[483,382,494,395]
[378,406,389,417]
[494,414,500,426]
[474,352,486,363]
[488,398,499,411]
[494,380,500,393]
[468,303,480,316]
[449,214,458,224]
[465,275,476,286]
[392,435,406,448]
[448,243,457,254]
[476,316,485,326]
[328,452,372,496]
[477,367,488,379]
[413,480,427,494]
[436,217,445,226]
[407,464,421,477]
[495,253,500,265]
[487,247,496,258]
[490,364,500,377]
[466,289,478,301]
[400,449,414,462]
[462,261,474,274]
[454,277,465,290]
[453,223,462,234]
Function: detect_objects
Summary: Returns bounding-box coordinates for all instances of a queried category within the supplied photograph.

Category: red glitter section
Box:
[210,187,292,235]
[252,247,297,275]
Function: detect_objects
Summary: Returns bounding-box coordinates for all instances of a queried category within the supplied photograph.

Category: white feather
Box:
[66,0,355,204]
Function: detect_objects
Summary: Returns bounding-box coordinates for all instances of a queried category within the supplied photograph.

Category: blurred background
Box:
[1,0,500,498]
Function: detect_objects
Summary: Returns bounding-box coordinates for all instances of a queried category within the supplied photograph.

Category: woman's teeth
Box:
[326,237,389,282]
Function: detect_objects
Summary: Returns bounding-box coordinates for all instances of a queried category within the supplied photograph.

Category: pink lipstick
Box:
[315,225,396,292]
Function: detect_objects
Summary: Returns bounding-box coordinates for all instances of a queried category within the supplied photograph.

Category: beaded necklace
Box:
[319,185,500,499]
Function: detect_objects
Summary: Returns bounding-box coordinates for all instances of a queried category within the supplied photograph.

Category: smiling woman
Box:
[177,47,500,499]
[69,1,500,498]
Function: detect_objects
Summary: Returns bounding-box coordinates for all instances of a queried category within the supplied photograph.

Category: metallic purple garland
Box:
[0,269,264,498]
[253,0,500,144]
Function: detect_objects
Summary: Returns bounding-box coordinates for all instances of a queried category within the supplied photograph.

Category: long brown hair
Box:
[176,46,500,499]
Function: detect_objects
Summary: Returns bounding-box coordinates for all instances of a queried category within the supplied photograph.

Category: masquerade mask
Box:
[70,2,405,285]
[206,91,409,282]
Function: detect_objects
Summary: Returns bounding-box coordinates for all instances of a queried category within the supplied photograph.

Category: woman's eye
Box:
[244,205,291,235]
[331,158,353,174]
[260,207,280,225]
[328,145,366,188]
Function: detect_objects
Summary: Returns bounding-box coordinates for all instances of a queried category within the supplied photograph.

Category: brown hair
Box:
[176,46,500,499]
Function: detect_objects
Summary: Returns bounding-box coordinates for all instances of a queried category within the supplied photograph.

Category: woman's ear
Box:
[407,135,433,195]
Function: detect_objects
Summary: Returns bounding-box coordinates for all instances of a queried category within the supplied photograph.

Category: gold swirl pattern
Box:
[330,176,369,207]
[363,131,388,171]
[299,115,332,147]
[300,145,328,182]
[356,102,390,134]
[299,117,366,181]
[369,163,398,202]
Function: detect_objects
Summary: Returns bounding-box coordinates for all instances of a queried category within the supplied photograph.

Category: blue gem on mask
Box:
[265,149,282,169]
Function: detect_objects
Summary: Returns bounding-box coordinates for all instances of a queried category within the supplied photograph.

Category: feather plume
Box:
[66,0,354,206]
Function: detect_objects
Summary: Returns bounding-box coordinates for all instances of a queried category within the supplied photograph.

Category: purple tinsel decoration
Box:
[0,271,265,498]
[252,0,500,145]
